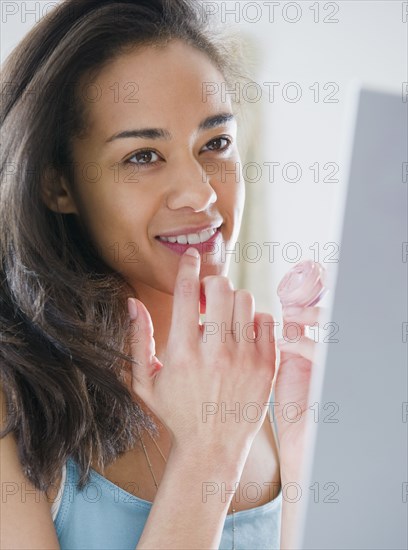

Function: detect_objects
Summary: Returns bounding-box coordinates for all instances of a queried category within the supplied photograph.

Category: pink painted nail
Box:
[127,298,138,320]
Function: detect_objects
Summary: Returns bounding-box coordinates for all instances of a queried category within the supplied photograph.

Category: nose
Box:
[165,156,217,212]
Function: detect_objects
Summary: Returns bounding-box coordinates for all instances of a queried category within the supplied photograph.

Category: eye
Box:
[126,149,162,167]
[202,136,232,153]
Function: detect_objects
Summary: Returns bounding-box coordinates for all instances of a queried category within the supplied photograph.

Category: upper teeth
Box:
[158,227,218,244]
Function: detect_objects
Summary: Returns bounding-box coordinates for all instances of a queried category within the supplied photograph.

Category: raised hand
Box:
[127,248,277,462]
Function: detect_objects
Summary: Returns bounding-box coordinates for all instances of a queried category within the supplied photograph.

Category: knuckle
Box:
[176,277,197,298]
[235,289,254,307]
[258,312,275,324]
[202,275,233,293]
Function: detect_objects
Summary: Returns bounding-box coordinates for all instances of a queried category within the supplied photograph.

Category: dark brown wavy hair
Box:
[0,0,248,494]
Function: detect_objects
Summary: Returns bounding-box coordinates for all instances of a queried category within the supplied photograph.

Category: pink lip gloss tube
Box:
[277,260,327,308]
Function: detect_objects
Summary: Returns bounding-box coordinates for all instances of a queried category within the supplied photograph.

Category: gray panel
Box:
[300,88,408,549]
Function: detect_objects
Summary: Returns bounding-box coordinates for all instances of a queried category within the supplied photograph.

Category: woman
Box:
[0,1,318,548]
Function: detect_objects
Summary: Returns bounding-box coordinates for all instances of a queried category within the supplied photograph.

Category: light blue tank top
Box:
[53,456,282,549]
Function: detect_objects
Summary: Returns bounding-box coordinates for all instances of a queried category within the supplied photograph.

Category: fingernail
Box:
[127,298,138,320]
[184,247,200,259]
[151,361,162,375]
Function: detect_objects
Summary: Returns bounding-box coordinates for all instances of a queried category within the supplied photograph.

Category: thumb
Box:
[127,298,163,402]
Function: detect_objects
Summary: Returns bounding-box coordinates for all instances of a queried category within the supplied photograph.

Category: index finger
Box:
[168,247,201,346]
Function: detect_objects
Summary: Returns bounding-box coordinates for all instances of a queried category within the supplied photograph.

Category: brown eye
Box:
[203,137,231,152]
[127,150,161,165]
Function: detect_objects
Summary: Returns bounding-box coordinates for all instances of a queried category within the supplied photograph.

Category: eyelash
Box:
[124,136,233,168]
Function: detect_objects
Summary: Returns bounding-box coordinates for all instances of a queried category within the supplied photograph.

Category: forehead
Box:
[80,39,231,138]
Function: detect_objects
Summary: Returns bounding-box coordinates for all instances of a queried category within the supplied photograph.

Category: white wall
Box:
[221,0,406,314]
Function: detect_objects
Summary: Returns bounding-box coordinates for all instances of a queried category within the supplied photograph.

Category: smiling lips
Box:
[157,226,218,245]
[156,225,222,256]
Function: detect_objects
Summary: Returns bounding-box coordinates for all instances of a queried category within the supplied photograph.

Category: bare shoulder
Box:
[0,385,61,549]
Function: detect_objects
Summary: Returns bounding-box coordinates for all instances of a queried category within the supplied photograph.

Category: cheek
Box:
[71,186,141,264]
[216,166,245,222]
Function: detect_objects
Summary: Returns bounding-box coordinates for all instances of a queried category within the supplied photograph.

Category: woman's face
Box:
[66,39,245,296]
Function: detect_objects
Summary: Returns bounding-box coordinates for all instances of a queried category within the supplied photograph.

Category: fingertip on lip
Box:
[184,247,200,259]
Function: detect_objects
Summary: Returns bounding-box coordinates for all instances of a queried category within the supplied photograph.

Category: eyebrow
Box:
[105,112,235,144]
